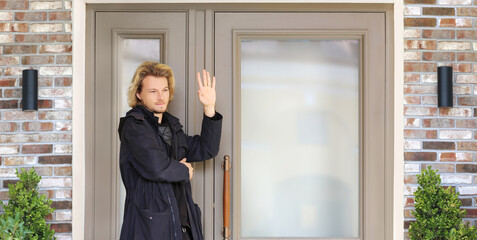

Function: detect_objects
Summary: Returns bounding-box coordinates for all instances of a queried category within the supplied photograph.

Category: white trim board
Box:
[72,1,404,239]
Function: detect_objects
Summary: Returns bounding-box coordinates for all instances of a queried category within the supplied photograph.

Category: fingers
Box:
[197,72,203,89]
[180,158,187,163]
[206,71,211,87]
[202,69,208,87]
[197,69,214,88]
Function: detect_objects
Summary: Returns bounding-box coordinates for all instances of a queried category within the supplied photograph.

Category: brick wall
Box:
[403,0,477,238]
[0,1,72,239]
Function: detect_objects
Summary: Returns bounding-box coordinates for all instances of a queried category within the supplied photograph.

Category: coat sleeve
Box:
[121,117,190,182]
[185,112,223,162]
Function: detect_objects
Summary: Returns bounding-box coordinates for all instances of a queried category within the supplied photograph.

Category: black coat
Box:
[118,105,222,240]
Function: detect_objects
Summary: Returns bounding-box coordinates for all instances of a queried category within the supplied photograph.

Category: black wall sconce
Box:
[22,69,38,111]
[437,66,453,108]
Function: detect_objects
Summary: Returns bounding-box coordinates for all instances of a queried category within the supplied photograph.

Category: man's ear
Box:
[136,92,141,101]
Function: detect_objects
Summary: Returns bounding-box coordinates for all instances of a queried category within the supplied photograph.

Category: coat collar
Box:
[132,105,183,132]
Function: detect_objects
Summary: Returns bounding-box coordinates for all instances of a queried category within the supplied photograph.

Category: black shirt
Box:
[158,120,189,227]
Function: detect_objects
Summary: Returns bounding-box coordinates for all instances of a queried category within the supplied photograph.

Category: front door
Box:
[90,4,390,240]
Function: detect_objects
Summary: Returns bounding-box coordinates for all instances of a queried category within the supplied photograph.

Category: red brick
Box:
[0,23,28,32]
[39,45,72,54]
[54,77,72,87]
[0,1,28,10]
[51,200,72,210]
[38,100,53,109]
[457,30,477,39]
[454,86,472,95]
[404,40,437,50]
[404,209,414,219]
[21,55,54,65]
[38,155,72,164]
[404,107,438,116]
[15,34,47,43]
[0,122,18,132]
[457,142,477,151]
[56,55,72,64]
[422,29,455,39]
[49,11,71,21]
[2,89,21,98]
[0,56,19,65]
[439,108,472,117]
[440,152,456,161]
[0,100,18,109]
[465,209,477,218]
[404,62,437,72]
[457,119,477,128]
[440,18,456,27]
[3,179,19,188]
[456,18,473,27]
[457,164,477,173]
[0,78,16,87]
[405,18,437,27]
[19,77,53,87]
[404,175,418,184]
[404,221,414,230]
[22,122,53,131]
[404,84,436,94]
[405,198,414,207]
[48,34,72,42]
[458,97,477,106]
[422,7,455,15]
[404,73,420,83]
[422,163,455,172]
[423,141,455,150]
[3,45,37,55]
[22,144,53,154]
[55,166,71,176]
[422,52,455,61]
[51,223,71,233]
[457,53,477,61]
[405,0,436,4]
[422,96,437,105]
[451,63,472,73]
[14,12,47,21]
[404,152,437,161]
[404,129,438,139]
[457,7,477,17]
[404,96,421,105]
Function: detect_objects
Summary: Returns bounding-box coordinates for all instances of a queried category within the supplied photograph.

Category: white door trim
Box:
[72,1,403,239]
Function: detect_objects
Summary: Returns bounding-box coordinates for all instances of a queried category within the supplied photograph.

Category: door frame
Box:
[74,2,404,239]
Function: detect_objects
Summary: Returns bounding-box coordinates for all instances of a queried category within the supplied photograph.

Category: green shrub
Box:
[0,168,55,240]
[409,166,477,240]
[0,212,32,240]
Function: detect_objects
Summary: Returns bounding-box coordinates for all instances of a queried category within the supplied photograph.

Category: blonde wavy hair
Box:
[127,61,175,108]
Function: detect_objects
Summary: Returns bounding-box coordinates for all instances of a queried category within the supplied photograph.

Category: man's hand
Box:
[197,69,216,117]
[180,158,193,180]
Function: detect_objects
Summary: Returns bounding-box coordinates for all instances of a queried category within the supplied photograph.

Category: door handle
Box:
[222,155,231,239]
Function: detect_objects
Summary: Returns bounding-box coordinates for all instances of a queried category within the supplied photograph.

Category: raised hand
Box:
[197,69,216,117]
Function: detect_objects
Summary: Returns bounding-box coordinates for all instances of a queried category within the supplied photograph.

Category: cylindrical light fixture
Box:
[22,69,38,111]
[437,66,453,108]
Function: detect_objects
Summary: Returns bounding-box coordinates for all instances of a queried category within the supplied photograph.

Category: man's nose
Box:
[157,91,164,100]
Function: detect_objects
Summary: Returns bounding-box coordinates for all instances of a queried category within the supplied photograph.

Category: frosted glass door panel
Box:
[118,38,161,227]
[120,39,161,116]
[240,39,359,238]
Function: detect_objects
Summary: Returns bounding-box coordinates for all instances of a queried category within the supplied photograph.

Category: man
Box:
[118,61,222,240]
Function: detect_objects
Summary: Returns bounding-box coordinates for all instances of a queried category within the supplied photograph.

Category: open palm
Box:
[197,69,216,110]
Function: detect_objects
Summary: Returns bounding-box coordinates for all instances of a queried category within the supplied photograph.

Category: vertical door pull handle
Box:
[222,155,231,239]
